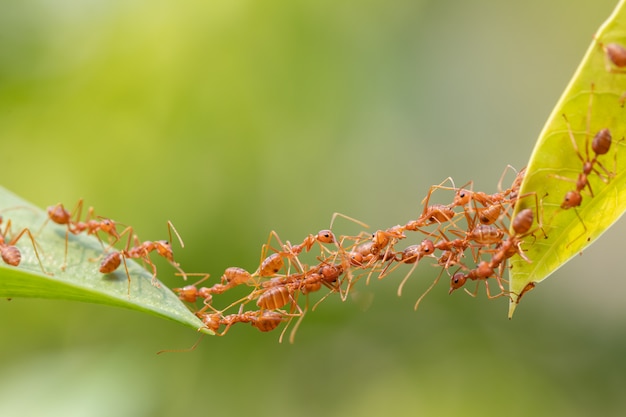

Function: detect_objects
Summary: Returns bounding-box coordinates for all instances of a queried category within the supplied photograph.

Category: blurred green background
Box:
[2,0,626,416]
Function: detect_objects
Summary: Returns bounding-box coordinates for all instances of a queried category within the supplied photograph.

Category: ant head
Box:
[453,189,471,206]
[449,272,466,294]
[100,219,119,237]
[420,239,435,256]
[316,230,335,244]
[154,240,174,260]
[561,191,582,209]
[371,230,390,249]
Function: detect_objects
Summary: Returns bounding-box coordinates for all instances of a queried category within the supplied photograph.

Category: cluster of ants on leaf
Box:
[0,39,624,344]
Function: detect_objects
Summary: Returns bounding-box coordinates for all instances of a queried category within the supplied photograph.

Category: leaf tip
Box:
[508,297,519,319]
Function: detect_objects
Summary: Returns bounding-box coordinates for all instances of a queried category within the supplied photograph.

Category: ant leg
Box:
[562,114,587,166]
[329,212,369,231]
[414,267,446,310]
[496,164,520,193]
[278,293,304,343]
[156,334,207,355]
[100,225,134,255]
[463,280,480,298]
[565,209,588,248]
[397,260,420,297]
[8,227,49,275]
[483,278,510,300]
[288,296,311,344]
[120,255,132,298]
[139,254,161,288]
[254,230,288,277]
[166,220,185,249]
[177,272,211,287]
[515,191,547,239]
[68,199,85,225]
[420,177,456,209]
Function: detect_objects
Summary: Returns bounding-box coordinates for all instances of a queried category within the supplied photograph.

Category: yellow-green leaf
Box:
[508,0,626,317]
[0,186,213,334]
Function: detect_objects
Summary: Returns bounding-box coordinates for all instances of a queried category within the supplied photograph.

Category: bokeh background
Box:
[2,0,626,416]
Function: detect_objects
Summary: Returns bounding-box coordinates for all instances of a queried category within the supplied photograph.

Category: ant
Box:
[404,178,459,232]
[254,228,339,278]
[448,261,506,299]
[553,85,614,211]
[450,166,525,226]
[41,200,122,270]
[177,267,254,303]
[0,216,48,274]
[99,221,186,295]
[174,271,235,307]
[197,308,286,336]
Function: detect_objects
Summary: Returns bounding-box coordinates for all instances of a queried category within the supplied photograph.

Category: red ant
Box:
[177,267,254,303]
[558,126,613,209]
[196,308,286,336]
[405,194,458,233]
[41,200,122,270]
[448,261,505,299]
[553,85,614,211]
[254,228,339,278]
[0,216,47,274]
[99,221,186,295]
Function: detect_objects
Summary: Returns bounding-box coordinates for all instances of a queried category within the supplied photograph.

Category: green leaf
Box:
[508,0,626,317]
[0,186,213,335]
